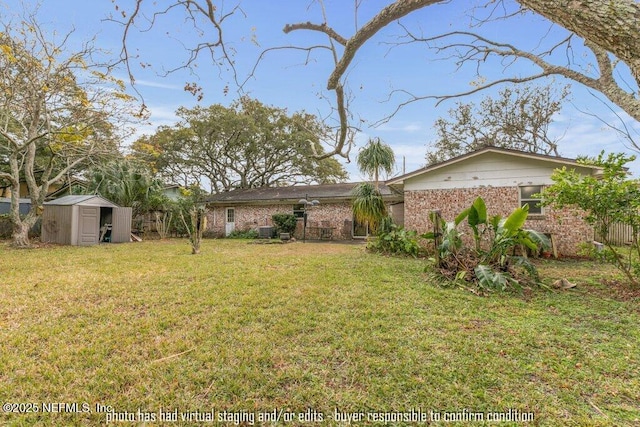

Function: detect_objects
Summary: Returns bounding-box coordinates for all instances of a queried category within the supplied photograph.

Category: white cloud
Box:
[132,79,182,90]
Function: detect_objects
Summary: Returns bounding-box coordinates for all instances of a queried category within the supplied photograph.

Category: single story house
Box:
[203,148,601,255]
[205,182,404,239]
[386,147,602,256]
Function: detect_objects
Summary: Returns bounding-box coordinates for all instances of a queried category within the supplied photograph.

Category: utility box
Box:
[258,226,275,239]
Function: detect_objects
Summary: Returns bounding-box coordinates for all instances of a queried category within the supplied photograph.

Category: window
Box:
[520,185,543,215]
[293,204,305,219]
[226,208,235,223]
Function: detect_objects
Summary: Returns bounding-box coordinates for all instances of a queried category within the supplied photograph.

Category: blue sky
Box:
[5,0,640,180]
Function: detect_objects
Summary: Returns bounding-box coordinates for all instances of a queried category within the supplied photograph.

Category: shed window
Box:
[293,204,305,219]
[520,185,543,215]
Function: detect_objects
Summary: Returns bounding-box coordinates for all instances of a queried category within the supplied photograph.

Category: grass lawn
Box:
[1,239,639,426]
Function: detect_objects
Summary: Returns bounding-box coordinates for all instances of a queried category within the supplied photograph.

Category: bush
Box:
[272,213,297,235]
[543,152,640,287]
[368,222,422,257]
[227,229,259,239]
[423,197,549,294]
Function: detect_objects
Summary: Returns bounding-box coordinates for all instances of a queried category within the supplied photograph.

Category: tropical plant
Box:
[367,220,422,257]
[423,197,550,293]
[351,182,387,235]
[86,159,165,218]
[356,137,395,189]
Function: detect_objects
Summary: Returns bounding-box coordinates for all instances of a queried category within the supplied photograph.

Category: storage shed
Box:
[41,195,132,246]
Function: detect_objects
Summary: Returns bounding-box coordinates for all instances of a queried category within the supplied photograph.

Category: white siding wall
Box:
[404,152,595,191]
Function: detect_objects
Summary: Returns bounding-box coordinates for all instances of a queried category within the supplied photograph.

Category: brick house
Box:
[205,182,404,239]
[386,147,602,256]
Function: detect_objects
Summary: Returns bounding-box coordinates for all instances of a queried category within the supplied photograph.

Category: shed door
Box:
[111,207,132,243]
[78,206,99,246]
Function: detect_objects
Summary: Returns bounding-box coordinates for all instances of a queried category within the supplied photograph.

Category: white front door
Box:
[225,207,235,236]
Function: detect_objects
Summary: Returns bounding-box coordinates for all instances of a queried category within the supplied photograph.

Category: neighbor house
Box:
[0,176,86,200]
[0,197,32,215]
[205,182,404,239]
[386,147,602,256]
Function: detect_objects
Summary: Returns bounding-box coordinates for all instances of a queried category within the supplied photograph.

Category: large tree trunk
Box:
[11,215,37,248]
[12,222,31,248]
[518,0,640,87]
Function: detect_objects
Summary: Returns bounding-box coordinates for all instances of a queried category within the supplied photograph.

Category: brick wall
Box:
[404,187,592,256]
[206,202,356,240]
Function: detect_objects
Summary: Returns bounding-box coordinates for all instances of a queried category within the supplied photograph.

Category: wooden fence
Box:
[594,222,638,246]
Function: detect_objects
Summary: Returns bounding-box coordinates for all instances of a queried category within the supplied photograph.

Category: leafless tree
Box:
[0,11,142,247]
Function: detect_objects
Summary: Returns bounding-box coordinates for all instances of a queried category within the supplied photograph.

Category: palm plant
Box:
[352,182,387,235]
[86,159,163,217]
[356,137,395,189]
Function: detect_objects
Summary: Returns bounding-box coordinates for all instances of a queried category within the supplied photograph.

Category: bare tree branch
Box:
[378,29,640,124]
[113,0,244,95]
[573,90,640,153]
[283,22,347,46]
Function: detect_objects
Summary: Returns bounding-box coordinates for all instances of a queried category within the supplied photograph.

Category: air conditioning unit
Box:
[258,226,274,239]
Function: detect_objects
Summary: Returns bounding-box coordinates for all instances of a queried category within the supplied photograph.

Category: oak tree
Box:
[131,97,348,192]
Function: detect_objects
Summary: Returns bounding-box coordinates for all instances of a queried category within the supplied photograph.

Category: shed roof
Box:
[205,182,401,205]
[44,195,120,207]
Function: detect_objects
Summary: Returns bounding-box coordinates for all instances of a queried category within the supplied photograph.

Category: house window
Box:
[226,208,235,223]
[520,185,543,215]
[293,204,305,219]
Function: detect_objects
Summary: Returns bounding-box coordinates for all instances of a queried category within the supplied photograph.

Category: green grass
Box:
[1,239,639,426]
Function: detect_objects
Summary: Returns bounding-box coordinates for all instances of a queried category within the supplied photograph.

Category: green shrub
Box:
[227,229,259,239]
[272,213,297,235]
[543,152,640,287]
[368,222,422,257]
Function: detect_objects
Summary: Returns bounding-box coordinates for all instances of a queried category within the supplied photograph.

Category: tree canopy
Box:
[131,97,348,193]
[427,84,569,164]
[357,138,396,188]
[542,152,640,287]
